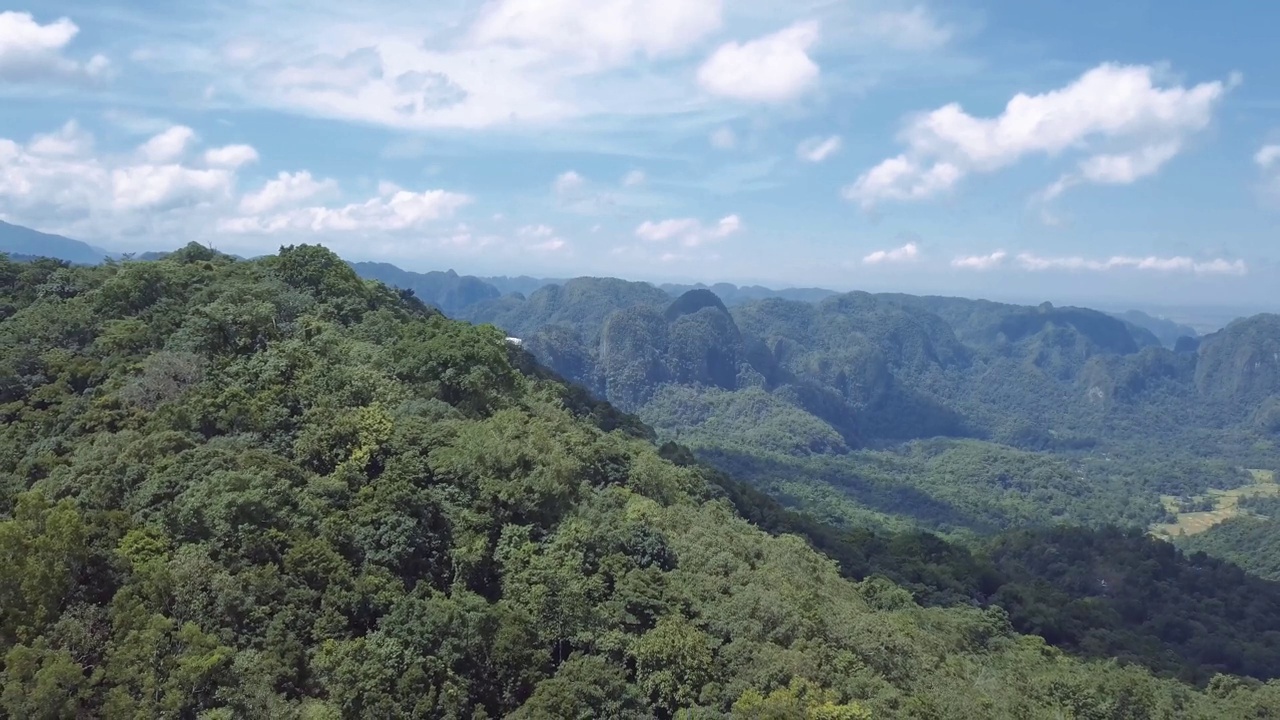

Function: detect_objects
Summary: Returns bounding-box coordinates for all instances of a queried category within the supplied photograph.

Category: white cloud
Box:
[1257,143,1280,205]
[951,251,1007,270]
[797,135,842,163]
[861,7,952,51]
[121,0,960,137]
[636,213,741,247]
[697,21,821,103]
[0,120,470,249]
[519,224,556,239]
[0,11,110,83]
[845,63,1235,208]
[1015,252,1246,275]
[205,145,260,169]
[862,242,920,265]
[239,171,338,214]
[517,224,569,252]
[220,185,472,234]
[138,126,197,164]
[0,122,239,225]
[472,0,722,68]
[843,156,962,205]
[1077,141,1182,185]
[1256,144,1280,169]
[554,170,585,194]
[111,165,234,211]
[204,0,725,131]
[710,126,737,150]
[551,170,652,216]
[27,121,93,157]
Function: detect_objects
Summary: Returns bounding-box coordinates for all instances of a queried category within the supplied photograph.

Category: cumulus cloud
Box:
[27,121,93,157]
[622,169,646,187]
[697,21,820,103]
[636,214,741,247]
[138,126,197,164]
[862,242,920,265]
[845,157,961,204]
[0,11,110,83]
[205,145,260,169]
[0,120,472,249]
[951,251,1007,270]
[844,63,1236,208]
[111,165,235,211]
[221,185,470,234]
[239,171,338,214]
[0,122,243,225]
[1015,253,1246,275]
[222,181,471,234]
[797,135,842,163]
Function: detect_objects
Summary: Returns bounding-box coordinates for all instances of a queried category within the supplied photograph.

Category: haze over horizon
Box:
[3,0,1279,305]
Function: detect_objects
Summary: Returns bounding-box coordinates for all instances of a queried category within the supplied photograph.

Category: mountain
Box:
[350,261,503,314]
[12,246,1280,715]
[1113,309,1200,348]
[455,280,1280,542]
[480,274,566,297]
[660,282,839,306]
[0,220,114,265]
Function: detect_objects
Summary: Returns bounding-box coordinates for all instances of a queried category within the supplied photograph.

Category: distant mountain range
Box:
[0,221,1244,349]
[450,278,1280,452]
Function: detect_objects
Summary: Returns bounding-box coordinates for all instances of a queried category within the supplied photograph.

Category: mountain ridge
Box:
[0,220,115,265]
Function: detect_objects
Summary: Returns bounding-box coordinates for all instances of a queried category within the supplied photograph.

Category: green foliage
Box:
[1,248,1278,718]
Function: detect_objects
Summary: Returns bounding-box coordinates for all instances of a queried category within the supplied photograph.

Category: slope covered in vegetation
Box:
[5,247,1280,718]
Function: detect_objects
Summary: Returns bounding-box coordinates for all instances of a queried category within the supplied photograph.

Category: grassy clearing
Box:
[1151,469,1279,539]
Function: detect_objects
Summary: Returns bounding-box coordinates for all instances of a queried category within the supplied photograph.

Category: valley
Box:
[1152,469,1279,540]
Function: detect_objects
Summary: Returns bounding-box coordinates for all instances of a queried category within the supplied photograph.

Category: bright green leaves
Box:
[731,678,873,720]
[388,316,523,415]
[0,494,88,647]
[632,615,715,715]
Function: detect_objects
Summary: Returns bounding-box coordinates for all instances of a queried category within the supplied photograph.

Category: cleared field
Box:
[1150,469,1279,539]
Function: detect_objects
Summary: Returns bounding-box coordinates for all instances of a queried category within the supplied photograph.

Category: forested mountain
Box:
[443,282,1280,541]
[11,248,1280,716]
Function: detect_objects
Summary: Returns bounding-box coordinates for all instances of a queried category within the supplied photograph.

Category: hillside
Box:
[7,248,1280,716]
[0,221,114,265]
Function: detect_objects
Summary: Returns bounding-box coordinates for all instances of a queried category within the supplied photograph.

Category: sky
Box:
[2,0,1279,308]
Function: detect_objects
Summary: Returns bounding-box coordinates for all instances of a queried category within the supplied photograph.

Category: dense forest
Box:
[6,247,1280,717]
[421,275,1279,570]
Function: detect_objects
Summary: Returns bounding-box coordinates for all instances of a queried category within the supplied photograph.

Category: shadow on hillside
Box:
[695,445,997,534]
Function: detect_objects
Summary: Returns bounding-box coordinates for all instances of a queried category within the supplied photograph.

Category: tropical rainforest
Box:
[3,245,1280,718]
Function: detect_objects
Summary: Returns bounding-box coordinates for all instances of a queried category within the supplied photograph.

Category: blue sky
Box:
[2,0,1279,307]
